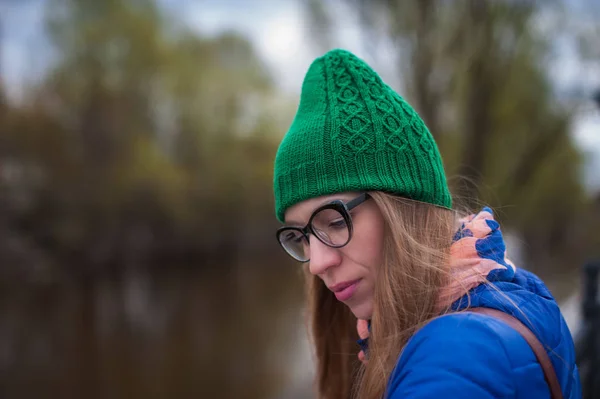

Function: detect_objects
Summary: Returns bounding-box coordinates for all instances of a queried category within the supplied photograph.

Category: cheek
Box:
[348,215,385,271]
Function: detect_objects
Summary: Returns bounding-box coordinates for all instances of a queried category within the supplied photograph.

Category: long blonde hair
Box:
[305,191,460,399]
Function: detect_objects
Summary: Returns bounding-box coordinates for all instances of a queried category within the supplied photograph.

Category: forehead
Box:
[284,192,359,225]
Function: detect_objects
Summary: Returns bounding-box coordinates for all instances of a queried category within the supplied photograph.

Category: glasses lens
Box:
[311,207,350,247]
[278,229,309,261]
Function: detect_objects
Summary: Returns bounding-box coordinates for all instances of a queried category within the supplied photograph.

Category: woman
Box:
[273,49,581,399]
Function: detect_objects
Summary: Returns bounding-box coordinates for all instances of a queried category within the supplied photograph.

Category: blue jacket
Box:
[387,268,581,398]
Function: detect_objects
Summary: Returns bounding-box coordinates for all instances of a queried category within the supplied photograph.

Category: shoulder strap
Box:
[470,307,564,399]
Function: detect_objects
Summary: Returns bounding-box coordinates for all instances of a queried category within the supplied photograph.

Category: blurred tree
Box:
[9,0,286,270]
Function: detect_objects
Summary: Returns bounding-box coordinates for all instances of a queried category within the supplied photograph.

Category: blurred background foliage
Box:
[0,0,599,398]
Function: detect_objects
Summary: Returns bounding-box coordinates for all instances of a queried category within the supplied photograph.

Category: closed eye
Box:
[285,232,304,244]
[328,219,347,229]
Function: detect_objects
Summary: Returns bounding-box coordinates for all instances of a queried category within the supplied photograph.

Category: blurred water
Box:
[0,263,306,399]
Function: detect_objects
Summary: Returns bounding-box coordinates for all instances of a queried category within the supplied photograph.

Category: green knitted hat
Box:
[273,49,452,222]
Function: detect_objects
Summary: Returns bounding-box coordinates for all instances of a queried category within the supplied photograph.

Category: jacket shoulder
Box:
[387,312,547,399]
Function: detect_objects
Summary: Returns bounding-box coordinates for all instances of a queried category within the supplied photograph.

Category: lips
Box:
[329,279,361,301]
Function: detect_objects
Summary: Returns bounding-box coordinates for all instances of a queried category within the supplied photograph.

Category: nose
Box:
[308,234,342,276]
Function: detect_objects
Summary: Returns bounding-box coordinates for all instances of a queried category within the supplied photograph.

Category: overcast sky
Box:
[2,0,599,191]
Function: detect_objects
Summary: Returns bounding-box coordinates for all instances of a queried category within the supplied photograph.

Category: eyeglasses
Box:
[276,193,371,262]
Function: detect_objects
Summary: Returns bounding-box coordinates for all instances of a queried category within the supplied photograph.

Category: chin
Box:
[349,301,373,320]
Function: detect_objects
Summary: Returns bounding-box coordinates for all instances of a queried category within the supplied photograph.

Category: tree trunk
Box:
[456,0,493,210]
[411,0,440,141]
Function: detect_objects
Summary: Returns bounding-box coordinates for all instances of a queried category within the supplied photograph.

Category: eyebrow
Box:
[284,196,353,227]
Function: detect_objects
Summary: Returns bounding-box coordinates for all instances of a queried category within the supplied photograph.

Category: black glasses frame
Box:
[276,193,371,262]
